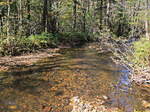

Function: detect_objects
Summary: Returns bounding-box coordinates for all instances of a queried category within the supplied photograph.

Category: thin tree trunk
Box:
[19,0,23,34]
[7,0,10,36]
[42,0,48,32]
[27,0,31,20]
[83,9,86,32]
[0,16,2,33]
[87,0,90,12]
[145,0,149,39]
[0,9,4,34]
[27,0,31,36]
[82,0,86,32]
[99,0,103,30]
[106,0,110,27]
[73,0,77,31]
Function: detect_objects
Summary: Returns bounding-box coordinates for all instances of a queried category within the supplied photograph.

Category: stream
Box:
[0,46,150,112]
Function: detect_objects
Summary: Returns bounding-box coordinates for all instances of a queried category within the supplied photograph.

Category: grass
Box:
[132,37,150,68]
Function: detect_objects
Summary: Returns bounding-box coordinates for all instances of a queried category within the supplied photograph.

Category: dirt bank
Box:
[0,48,60,72]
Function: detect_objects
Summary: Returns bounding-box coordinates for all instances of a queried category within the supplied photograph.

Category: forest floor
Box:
[0,48,60,72]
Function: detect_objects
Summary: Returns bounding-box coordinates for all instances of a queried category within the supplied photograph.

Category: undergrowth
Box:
[132,37,150,68]
[0,32,91,56]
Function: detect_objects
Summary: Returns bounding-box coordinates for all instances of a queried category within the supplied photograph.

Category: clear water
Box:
[0,47,149,112]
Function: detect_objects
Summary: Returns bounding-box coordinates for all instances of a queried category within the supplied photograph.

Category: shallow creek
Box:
[0,47,149,112]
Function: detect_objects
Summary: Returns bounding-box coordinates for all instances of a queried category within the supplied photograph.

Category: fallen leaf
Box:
[9,105,17,109]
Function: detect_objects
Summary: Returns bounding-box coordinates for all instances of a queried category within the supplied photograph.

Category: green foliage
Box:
[132,37,150,67]
[0,32,90,56]
[58,32,91,46]
[28,32,56,48]
[0,32,57,56]
[0,36,31,56]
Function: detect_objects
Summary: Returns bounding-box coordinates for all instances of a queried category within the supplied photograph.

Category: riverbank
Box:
[0,48,60,72]
[88,38,150,87]
[0,32,91,56]
[0,32,92,72]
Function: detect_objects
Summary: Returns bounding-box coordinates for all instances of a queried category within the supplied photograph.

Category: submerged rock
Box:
[142,100,150,108]
[70,96,119,112]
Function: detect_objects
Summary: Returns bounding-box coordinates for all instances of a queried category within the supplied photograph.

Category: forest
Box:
[0,0,150,112]
[0,0,149,61]
[0,0,149,46]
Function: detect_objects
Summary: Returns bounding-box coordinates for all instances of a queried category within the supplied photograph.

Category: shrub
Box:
[0,36,33,56]
[28,32,57,48]
[0,33,57,56]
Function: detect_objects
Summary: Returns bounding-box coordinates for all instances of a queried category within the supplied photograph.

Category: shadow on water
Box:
[0,47,149,112]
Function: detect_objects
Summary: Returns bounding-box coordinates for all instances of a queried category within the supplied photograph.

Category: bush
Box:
[0,36,33,56]
[0,33,57,56]
[132,37,150,67]
[28,32,57,48]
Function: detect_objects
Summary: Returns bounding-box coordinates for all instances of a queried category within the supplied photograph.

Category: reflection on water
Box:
[0,47,149,112]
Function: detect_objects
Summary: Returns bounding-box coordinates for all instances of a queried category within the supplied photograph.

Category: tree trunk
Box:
[73,0,77,31]
[99,0,103,30]
[26,0,31,36]
[87,0,90,12]
[19,0,23,34]
[7,0,10,36]
[0,9,4,34]
[0,15,2,33]
[27,0,31,21]
[82,9,86,32]
[106,0,110,26]
[145,0,149,39]
[42,0,48,32]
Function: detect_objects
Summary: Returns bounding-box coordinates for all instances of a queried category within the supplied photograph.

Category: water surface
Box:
[0,47,149,112]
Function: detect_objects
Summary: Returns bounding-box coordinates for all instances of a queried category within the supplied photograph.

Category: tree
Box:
[7,0,10,36]
[42,0,48,32]
[145,0,149,39]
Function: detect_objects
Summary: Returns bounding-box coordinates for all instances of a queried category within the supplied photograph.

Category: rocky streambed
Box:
[0,44,149,112]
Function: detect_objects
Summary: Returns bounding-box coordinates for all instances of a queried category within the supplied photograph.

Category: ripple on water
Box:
[0,47,149,112]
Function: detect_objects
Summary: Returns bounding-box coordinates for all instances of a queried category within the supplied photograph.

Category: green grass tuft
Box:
[132,37,150,67]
